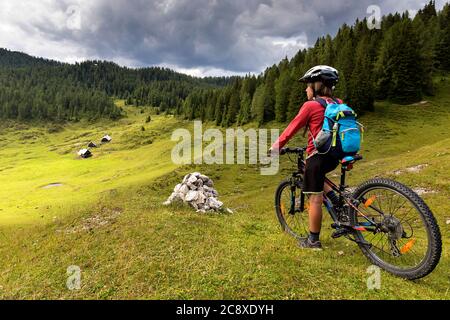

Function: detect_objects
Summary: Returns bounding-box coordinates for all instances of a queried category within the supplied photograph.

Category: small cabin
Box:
[77,149,92,159]
[101,135,112,143]
[88,142,98,148]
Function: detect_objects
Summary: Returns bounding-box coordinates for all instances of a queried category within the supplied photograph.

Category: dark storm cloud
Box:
[0,0,447,75]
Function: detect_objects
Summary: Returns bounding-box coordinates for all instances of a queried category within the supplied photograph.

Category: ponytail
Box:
[313,81,333,97]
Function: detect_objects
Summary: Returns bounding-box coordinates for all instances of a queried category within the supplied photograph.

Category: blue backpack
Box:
[311,98,364,158]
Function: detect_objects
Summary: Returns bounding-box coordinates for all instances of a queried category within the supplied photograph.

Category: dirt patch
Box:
[394,164,429,175]
[42,183,64,189]
[412,187,437,196]
[57,207,123,234]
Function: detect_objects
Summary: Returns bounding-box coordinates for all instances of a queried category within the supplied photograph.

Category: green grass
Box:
[0,81,449,299]
[0,103,181,225]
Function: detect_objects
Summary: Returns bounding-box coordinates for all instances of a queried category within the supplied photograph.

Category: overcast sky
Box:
[0,0,447,76]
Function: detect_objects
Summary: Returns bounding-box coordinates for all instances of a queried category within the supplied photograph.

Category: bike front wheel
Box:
[350,178,442,280]
[275,179,310,240]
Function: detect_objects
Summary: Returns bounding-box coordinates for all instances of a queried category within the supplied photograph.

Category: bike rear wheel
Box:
[275,179,309,240]
[350,178,442,280]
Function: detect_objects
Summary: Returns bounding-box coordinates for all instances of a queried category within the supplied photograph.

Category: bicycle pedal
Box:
[331,228,352,239]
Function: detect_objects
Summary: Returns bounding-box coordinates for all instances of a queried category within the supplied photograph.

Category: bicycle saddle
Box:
[341,154,363,164]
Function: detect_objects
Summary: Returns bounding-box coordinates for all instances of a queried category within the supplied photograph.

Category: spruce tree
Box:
[274,69,291,122]
[287,67,306,120]
[251,86,265,126]
[376,18,424,104]
[262,66,278,122]
[334,24,355,101]
[348,35,375,112]
[436,3,450,71]
[224,89,240,127]
[414,1,438,95]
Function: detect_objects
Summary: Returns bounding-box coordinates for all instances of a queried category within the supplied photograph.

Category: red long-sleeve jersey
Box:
[272,98,342,156]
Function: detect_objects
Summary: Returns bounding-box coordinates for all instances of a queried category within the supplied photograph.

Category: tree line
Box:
[0,68,119,121]
[0,50,234,121]
[180,1,450,126]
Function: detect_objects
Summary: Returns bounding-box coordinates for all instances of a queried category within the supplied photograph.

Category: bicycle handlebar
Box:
[280,147,306,155]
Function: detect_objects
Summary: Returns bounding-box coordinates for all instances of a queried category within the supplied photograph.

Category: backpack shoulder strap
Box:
[315,97,327,109]
[315,97,340,109]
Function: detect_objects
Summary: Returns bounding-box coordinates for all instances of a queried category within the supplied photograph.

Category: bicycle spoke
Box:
[372,232,386,252]
[278,183,310,239]
[387,190,395,215]
[398,206,418,224]
[354,185,433,271]
[391,196,407,217]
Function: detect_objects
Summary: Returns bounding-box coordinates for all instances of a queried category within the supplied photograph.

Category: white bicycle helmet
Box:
[300,65,339,87]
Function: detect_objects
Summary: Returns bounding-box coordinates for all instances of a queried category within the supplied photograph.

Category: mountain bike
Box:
[274,147,442,280]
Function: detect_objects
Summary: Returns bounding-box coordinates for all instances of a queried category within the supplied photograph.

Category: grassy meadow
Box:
[0,79,449,299]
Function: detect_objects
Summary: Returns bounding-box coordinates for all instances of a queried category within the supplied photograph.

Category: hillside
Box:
[0,48,61,68]
[0,48,233,121]
[0,76,448,299]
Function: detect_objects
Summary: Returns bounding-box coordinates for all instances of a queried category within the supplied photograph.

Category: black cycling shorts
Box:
[303,153,340,194]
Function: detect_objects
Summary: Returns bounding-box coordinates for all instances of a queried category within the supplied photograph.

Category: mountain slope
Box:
[0,48,60,68]
[0,78,448,299]
[0,48,233,121]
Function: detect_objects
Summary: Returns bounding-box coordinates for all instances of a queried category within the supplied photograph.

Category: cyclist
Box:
[270,65,342,250]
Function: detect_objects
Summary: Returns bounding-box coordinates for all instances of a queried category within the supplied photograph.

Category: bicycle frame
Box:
[289,149,377,232]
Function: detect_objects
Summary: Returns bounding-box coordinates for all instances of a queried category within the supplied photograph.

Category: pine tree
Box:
[334,24,355,101]
[436,3,450,71]
[262,66,278,122]
[287,67,306,120]
[319,35,334,65]
[414,1,438,94]
[224,88,240,127]
[274,70,291,122]
[251,86,265,126]
[348,35,375,112]
[214,91,225,126]
[375,18,424,103]
[237,77,254,125]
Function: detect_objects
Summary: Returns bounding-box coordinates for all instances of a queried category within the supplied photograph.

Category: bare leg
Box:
[308,183,333,233]
[308,194,323,233]
[323,182,332,194]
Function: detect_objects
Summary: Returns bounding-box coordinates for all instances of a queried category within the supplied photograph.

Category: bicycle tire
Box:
[350,178,442,280]
[275,179,309,240]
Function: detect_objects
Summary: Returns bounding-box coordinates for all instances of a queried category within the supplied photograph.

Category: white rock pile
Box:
[163,172,232,214]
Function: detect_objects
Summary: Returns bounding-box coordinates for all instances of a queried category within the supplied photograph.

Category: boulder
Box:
[185,190,199,202]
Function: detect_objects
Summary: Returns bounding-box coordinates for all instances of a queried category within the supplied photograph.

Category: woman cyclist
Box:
[271,65,343,250]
